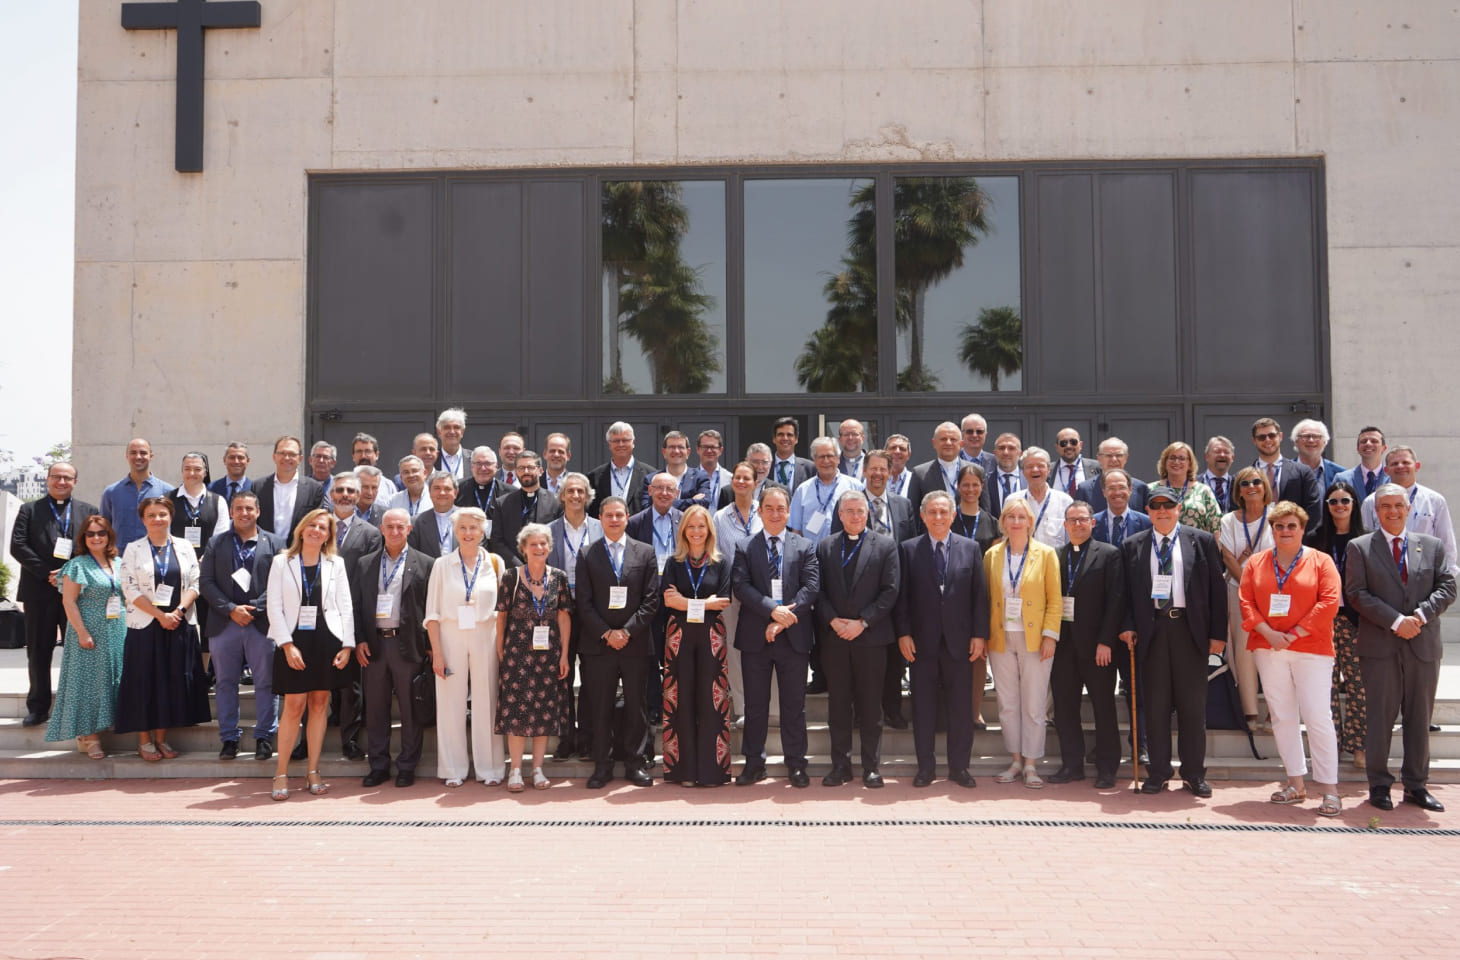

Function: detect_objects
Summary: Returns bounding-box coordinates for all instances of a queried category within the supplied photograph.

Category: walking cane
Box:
[1128,640,1140,792]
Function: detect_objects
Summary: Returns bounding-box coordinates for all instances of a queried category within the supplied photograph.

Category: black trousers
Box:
[1142,612,1208,784]
[24,589,65,717]
[336,659,364,747]
[822,630,888,773]
[1051,641,1119,776]
[740,642,810,771]
[582,651,652,773]
[1362,646,1440,791]
[362,632,425,773]
[1116,645,1147,751]
[909,642,973,775]
[882,644,907,720]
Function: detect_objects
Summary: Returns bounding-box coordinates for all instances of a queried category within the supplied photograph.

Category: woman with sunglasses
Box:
[1218,466,1275,731]
[1305,479,1368,770]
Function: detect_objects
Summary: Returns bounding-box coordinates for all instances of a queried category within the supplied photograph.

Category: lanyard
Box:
[840,535,864,569]
[298,559,318,601]
[684,558,708,597]
[180,495,202,524]
[1242,507,1268,553]
[407,493,425,517]
[1006,540,1030,592]
[520,569,550,620]
[706,470,721,505]
[150,539,174,582]
[232,533,256,569]
[93,555,119,595]
[1155,531,1177,570]
[731,502,757,536]
[956,511,980,539]
[611,461,634,497]
[1065,545,1085,589]
[606,540,625,581]
[442,450,460,475]
[459,549,483,602]
[49,499,72,536]
[381,549,406,590]
[521,493,538,519]
[940,461,958,494]
[563,523,588,569]
[474,479,497,512]
[813,477,839,513]
[1029,491,1052,534]
[653,515,675,555]
[889,472,907,497]
[1272,548,1303,594]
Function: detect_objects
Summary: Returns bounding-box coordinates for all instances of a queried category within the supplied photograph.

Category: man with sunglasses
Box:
[1053,428,1101,498]
[1250,417,1322,531]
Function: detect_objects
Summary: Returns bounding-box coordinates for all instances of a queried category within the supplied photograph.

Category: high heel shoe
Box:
[271,775,290,801]
[306,770,329,796]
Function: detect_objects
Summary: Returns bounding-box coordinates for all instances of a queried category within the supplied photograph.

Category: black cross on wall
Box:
[121,0,262,173]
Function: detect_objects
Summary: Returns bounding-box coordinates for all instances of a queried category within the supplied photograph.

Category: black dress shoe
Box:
[362,768,391,787]
[1093,773,1117,789]
[950,769,977,789]
[735,764,767,786]
[626,766,654,787]
[863,771,884,789]
[1047,767,1085,784]
[586,768,613,789]
[21,713,45,728]
[395,771,416,788]
[1140,779,1166,794]
[1183,779,1213,798]
[1430,723,1442,733]
[884,714,909,730]
[1404,788,1445,812]
[254,738,274,762]
[1369,787,1394,811]
[552,737,574,761]
[805,679,828,695]
[821,767,853,787]
[788,768,811,788]
[342,741,366,762]
[973,720,987,731]
[290,740,307,762]
[1138,748,1150,765]
[912,770,935,788]
[219,740,239,760]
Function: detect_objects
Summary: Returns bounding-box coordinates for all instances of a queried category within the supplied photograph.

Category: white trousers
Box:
[1226,582,1260,716]
[989,641,1054,759]
[434,623,504,782]
[1253,647,1338,784]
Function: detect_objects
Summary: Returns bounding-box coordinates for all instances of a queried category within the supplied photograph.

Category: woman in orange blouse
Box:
[1238,500,1343,817]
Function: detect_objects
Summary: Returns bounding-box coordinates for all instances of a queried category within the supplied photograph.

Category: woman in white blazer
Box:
[115,496,212,760]
[265,508,355,800]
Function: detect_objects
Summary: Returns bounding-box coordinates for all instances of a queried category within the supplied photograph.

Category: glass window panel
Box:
[745,178,876,394]
[893,176,1022,393]
[601,180,726,395]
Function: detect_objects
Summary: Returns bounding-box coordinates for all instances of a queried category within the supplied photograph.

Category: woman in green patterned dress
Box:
[1156,441,1222,534]
[44,515,127,759]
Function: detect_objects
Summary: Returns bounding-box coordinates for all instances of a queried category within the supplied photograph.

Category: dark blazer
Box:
[731,529,820,654]
[1051,457,1101,496]
[638,466,712,512]
[626,505,682,555]
[197,527,284,638]
[832,490,916,543]
[253,473,325,541]
[1345,531,1457,662]
[575,537,661,656]
[1119,525,1227,659]
[815,531,899,647]
[351,545,435,661]
[405,509,457,559]
[1333,463,1388,501]
[1255,458,1322,530]
[455,476,505,513]
[909,459,962,506]
[9,497,100,606]
[1057,540,1126,656]
[334,517,384,584]
[585,459,655,519]
[209,475,252,498]
[168,489,226,555]
[892,533,990,656]
[488,488,562,565]
[1076,475,1150,515]
[1091,508,1153,546]
[769,456,815,492]
[988,466,1027,517]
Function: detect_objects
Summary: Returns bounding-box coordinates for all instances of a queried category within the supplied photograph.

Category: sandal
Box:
[271,775,290,801]
[444,778,464,788]
[1023,764,1044,789]
[306,770,329,796]
[1317,793,1342,818]
[995,761,1022,784]
[138,741,162,762]
[532,767,550,790]
[156,741,179,760]
[79,737,105,760]
[507,768,525,793]
[1270,784,1307,805]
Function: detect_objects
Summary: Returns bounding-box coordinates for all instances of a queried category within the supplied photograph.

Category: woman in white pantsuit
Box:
[425,507,506,787]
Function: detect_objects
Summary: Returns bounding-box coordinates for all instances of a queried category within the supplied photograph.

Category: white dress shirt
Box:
[1148,527,1187,609]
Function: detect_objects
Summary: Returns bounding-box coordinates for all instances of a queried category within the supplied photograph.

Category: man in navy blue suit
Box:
[893,490,990,788]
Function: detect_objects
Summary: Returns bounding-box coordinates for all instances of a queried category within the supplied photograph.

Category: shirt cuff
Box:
[1416,609,1428,625]
[1390,614,1408,633]
[1042,629,1059,641]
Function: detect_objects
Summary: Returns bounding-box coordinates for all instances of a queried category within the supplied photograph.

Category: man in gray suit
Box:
[1346,483,1457,812]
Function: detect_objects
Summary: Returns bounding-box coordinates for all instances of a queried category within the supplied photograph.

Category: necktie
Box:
[507,472,516,486]
[1393,537,1407,585]
[935,540,947,589]
[1365,470,1377,498]
[336,522,347,548]
[612,541,623,572]
[227,480,238,501]
[1156,536,1172,610]
[872,497,889,534]
[1113,514,1125,545]
[778,461,790,485]
[1214,477,1226,508]
[1066,465,1078,496]
[768,535,781,576]
[1268,463,1278,489]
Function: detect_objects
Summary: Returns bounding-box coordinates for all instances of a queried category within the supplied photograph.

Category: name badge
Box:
[770,578,783,603]
[154,584,175,607]
[52,537,73,560]
[231,567,252,592]
[1062,596,1075,622]
[457,604,477,630]
[184,526,202,548]
[1151,574,1173,601]
[532,625,551,651]
[1004,603,1022,627]
[608,585,628,610]
[297,604,317,630]
[105,595,123,619]
[375,595,395,619]
[484,519,494,539]
[805,510,827,536]
[657,555,667,575]
[687,599,706,624]
[1268,594,1292,618]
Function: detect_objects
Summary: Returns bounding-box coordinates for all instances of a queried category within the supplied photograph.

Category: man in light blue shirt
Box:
[789,437,863,546]
[100,437,173,549]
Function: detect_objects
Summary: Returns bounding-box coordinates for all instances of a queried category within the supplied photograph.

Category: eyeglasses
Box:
[1271,521,1303,532]
[1064,516,1094,525]
[1056,439,1080,447]
[1326,497,1354,506]
[1147,502,1178,511]
[1253,432,1279,441]
[84,530,109,539]
[963,428,986,435]
[1238,479,1265,488]
[1294,434,1324,442]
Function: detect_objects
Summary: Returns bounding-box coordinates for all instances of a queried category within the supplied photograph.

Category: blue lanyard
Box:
[1272,548,1303,594]
[684,558,708,598]
[1065,545,1084,588]
[956,511,981,539]
[150,539,174,582]
[474,479,497,512]
[381,549,405,590]
[707,471,721,505]
[407,493,425,517]
[523,570,550,620]
[940,461,959,494]
[839,535,864,569]
[459,549,483,602]
[93,555,119,595]
[731,502,757,535]
[1029,492,1052,534]
[563,524,587,569]
[49,499,72,536]
[1155,531,1177,569]
[180,495,201,524]
[1242,507,1268,552]
[813,477,838,513]
[889,472,907,496]
[606,540,625,581]
[232,533,256,569]
[298,559,318,601]
[442,450,460,475]
[611,462,633,497]
[521,493,538,519]
[1006,540,1030,592]
[653,515,675,555]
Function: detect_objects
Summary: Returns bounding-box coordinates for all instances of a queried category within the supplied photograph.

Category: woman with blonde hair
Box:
[1156,441,1222,534]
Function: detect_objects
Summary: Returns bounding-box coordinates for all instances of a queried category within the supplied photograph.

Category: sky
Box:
[0,5,77,462]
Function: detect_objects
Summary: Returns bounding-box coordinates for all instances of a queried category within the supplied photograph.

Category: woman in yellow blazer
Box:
[984,497,1063,788]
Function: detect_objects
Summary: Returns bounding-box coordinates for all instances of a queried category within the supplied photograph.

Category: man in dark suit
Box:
[351,466,390,527]
[488,451,562,565]
[893,490,990,788]
[958,413,999,477]
[1077,438,1150,514]
[198,489,283,760]
[329,474,383,760]
[1053,427,1101,498]
[9,462,99,726]
[1346,484,1457,812]
[254,435,325,544]
[989,433,1026,518]
[732,484,820,787]
[576,495,660,788]
[1250,417,1322,530]
[1197,436,1237,511]
[455,445,503,513]
[1049,500,1126,788]
[1118,484,1228,798]
[816,491,899,787]
[586,421,654,520]
[910,422,971,518]
[770,416,816,491]
[209,442,253,500]
[405,471,459,559]
[353,507,436,788]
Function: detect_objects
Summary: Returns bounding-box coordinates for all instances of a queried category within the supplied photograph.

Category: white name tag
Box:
[805,510,826,536]
[1004,603,1022,627]
[184,526,202,548]
[1268,594,1292,618]
[52,537,73,560]
[687,599,706,624]
[1062,596,1075,622]
[1151,574,1173,601]
[375,594,395,619]
[457,604,476,630]
[105,595,123,619]
[657,555,667,575]
[608,585,628,610]
[231,567,252,592]
[484,519,493,539]
[297,604,317,630]
[532,624,551,651]
[770,578,783,603]
[153,584,174,607]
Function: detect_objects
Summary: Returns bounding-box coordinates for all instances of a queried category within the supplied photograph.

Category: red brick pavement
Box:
[1,777,1455,959]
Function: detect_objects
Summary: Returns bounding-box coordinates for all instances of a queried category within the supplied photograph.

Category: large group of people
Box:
[9,408,1456,815]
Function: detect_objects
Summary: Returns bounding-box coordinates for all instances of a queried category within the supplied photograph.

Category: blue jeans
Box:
[211,619,277,742]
